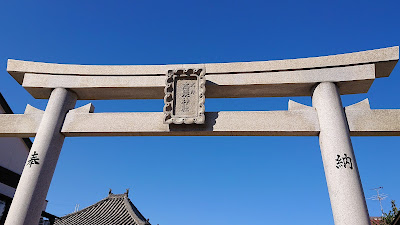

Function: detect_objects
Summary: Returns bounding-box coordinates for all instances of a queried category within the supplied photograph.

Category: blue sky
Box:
[0,1,399,224]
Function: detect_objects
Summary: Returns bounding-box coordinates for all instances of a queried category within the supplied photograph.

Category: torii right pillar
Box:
[312,82,370,225]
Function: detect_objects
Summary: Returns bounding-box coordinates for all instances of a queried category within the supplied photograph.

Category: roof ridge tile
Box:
[54,191,150,225]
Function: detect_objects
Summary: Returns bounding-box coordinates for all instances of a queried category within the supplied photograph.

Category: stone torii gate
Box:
[1,46,399,225]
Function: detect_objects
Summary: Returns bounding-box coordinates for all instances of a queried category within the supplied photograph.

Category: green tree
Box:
[381,200,399,225]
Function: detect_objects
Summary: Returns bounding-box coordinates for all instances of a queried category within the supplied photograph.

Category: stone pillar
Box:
[5,88,77,225]
[312,82,370,225]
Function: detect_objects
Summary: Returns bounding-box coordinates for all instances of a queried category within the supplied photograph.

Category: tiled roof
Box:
[370,217,383,225]
[54,191,150,225]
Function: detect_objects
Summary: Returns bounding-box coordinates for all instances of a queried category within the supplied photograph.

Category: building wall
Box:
[0,94,32,224]
[0,103,30,198]
[0,137,29,198]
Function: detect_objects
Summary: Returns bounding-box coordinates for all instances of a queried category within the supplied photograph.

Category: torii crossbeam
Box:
[2,46,399,225]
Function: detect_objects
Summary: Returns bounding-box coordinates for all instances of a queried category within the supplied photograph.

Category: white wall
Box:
[0,106,30,198]
[0,138,29,174]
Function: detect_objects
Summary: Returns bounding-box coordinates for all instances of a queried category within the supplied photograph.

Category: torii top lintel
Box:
[7,46,399,100]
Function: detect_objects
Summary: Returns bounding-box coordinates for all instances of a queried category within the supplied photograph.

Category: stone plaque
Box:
[164,68,206,124]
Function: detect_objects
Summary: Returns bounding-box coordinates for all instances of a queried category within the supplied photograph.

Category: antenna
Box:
[368,187,388,216]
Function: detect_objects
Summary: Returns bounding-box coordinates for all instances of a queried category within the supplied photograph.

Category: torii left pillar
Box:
[5,88,77,225]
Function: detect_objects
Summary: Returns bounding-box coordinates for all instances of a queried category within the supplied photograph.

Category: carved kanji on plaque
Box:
[164,68,206,124]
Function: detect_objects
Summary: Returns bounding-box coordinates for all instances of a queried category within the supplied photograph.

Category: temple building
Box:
[0,92,33,225]
[54,190,151,225]
[0,92,55,225]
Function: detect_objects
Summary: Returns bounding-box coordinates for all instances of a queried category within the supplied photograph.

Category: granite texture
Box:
[8,46,398,81]
[19,63,374,99]
[6,47,398,100]
[312,82,370,225]
[163,68,205,124]
[1,47,399,225]
[4,88,77,225]
[3,100,400,137]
